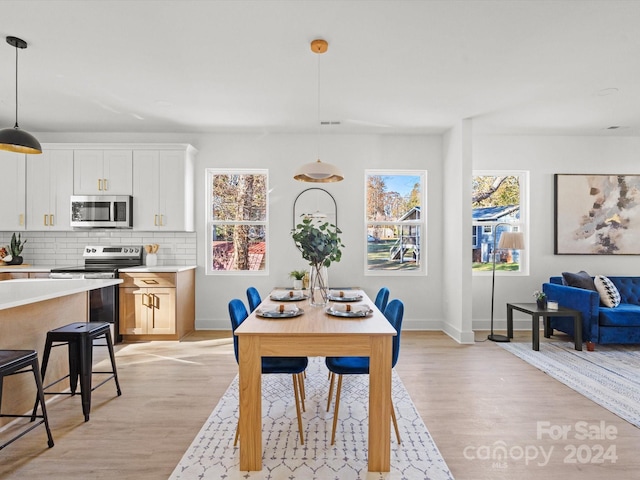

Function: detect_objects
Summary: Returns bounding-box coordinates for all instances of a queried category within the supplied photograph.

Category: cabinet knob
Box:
[98,179,103,191]
[104,178,108,190]
[19,214,24,226]
[44,214,48,226]
[50,214,54,226]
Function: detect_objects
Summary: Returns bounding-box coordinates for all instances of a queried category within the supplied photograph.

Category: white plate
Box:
[325,305,372,318]
[270,292,308,301]
[257,305,304,318]
[327,291,363,302]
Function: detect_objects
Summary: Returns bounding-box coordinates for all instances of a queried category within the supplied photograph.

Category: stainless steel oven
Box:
[50,245,143,343]
[70,195,133,229]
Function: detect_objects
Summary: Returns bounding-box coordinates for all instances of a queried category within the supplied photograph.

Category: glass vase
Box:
[309,265,329,307]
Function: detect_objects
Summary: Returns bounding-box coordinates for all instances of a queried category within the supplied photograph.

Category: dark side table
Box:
[506,303,582,351]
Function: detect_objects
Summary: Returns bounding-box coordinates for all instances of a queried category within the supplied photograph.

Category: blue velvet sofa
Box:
[543,276,640,345]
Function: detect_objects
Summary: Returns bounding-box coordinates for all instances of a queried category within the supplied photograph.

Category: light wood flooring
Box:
[0,331,638,479]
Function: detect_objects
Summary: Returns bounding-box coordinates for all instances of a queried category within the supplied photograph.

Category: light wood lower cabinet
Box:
[119,270,194,341]
[0,272,51,280]
[120,286,176,335]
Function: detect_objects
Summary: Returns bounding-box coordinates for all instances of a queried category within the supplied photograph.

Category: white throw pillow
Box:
[594,275,621,308]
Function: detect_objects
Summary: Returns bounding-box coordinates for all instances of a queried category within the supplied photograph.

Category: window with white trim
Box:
[206,169,268,275]
[365,170,426,275]
[472,171,528,274]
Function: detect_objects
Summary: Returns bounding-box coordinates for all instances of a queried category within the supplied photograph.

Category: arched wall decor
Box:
[292,187,338,230]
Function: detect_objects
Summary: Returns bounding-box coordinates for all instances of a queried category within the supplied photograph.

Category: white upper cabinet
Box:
[0,151,26,231]
[133,147,195,231]
[2,143,195,233]
[73,149,133,195]
[26,150,74,230]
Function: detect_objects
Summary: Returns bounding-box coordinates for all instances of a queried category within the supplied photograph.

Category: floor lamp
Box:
[488,227,525,342]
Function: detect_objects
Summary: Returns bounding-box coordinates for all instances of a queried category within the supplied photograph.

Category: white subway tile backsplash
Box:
[0,231,197,266]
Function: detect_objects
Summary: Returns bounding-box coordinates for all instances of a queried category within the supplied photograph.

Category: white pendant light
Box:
[294,39,343,183]
[294,159,344,183]
[0,36,41,155]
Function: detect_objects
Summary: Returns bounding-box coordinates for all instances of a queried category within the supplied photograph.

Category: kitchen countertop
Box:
[0,278,122,311]
[0,265,197,273]
[0,265,59,273]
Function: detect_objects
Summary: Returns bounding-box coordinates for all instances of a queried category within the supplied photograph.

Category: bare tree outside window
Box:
[207,170,268,274]
[472,173,527,273]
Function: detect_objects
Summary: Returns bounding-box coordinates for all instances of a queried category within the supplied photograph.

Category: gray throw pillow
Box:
[562,271,597,291]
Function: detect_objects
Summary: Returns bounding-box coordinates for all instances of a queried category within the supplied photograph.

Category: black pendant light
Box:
[0,36,41,154]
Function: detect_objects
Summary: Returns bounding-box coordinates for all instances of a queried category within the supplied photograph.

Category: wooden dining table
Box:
[234,288,397,472]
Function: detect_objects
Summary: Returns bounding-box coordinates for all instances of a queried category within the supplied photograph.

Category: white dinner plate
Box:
[270,292,308,302]
[257,305,304,318]
[327,291,363,302]
[325,304,372,318]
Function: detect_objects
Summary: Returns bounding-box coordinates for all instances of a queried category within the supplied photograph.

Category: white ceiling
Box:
[2,0,640,136]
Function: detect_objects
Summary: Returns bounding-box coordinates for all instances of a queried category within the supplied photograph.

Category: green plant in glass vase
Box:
[291,218,344,306]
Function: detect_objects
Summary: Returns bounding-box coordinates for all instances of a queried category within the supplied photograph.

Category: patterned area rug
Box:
[170,356,454,480]
[499,341,640,428]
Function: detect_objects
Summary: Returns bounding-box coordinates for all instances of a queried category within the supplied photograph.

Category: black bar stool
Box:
[37,322,121,422]
[0,350,54,449]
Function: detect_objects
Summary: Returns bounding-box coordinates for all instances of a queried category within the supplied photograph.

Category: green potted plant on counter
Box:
[291,218,343,307]
[1,233,27,265]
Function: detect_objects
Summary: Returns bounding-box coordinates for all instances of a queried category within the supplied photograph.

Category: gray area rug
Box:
[499,341,640,428]
[170,356,454,479]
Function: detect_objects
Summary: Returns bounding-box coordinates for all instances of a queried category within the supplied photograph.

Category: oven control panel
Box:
[84,246,142,258]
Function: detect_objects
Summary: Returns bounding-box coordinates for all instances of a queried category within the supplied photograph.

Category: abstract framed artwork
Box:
[555,174,640,254]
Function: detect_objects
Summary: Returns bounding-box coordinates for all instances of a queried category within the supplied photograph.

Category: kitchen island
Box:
[0,278,122,427]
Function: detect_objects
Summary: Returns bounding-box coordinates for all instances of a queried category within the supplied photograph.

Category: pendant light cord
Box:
[13,43,19,129]
[316,49,321,161]
[0,36,42,154]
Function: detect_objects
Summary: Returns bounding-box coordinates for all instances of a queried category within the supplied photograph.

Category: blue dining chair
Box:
[246,287,262,313]
[374,287,390,312]
[228,299,308,445]
[325,299,404,445]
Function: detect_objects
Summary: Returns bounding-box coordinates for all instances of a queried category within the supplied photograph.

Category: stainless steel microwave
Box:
[70,195,133,228]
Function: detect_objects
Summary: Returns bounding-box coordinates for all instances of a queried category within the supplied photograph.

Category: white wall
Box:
[16,131,640,337]
[193,133,444,330]
[472,135,640,332]
[30,131,445,331]
[442,121,475,343]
